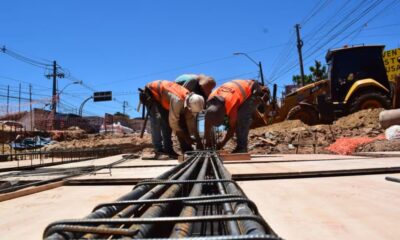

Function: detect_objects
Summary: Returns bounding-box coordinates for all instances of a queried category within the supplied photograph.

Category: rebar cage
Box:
[43,151,281,240]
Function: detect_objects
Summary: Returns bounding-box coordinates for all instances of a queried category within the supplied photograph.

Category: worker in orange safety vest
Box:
[204,79,269,153]
[141,80,204,158]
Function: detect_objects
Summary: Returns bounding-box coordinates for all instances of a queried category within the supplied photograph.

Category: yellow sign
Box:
[383,48,400,82]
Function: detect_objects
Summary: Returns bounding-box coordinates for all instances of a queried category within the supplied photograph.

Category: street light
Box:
[57,80,82,111]
[233,52,265,86]
[58,80,82,95]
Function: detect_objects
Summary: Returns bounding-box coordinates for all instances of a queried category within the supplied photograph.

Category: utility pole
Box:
[258,61,265,86]
[18,83,21,112]
[29,84,33,131]
[123,101,128,115]
[45,60,64,129]
[6,85,9,114]
[52,61,57,113]
[295,24,305,86]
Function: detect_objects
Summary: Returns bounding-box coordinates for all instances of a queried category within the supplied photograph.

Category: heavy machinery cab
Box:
[326,45,390,103]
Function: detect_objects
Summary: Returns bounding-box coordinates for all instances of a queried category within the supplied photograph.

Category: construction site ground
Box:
[1,152,400,239]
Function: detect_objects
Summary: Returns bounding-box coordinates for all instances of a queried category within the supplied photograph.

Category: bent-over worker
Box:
[204,79,269,153]
[141,80,204,158]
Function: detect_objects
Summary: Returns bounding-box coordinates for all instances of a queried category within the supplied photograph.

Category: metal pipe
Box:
[210,154,241,235]
[170,156,209,237]
[126,154,203,238]
[211,153,269,235]
[81,155,199,239]
[44,151,278,239]
[46,155,196,240]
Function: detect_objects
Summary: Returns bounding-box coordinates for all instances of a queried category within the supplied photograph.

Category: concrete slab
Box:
[71,166,173,180]
[115,158,178,167]
[239,174,400,240]
[0,185,132,240]
[44,154,125,169]
[226,157,400,175]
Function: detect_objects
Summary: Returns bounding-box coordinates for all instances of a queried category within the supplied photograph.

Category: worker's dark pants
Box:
[148,103,173,153]
[236,96,259,151]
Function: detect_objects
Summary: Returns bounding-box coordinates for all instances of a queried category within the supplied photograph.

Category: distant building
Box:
[283,85,299,97]
[0,109,104,132]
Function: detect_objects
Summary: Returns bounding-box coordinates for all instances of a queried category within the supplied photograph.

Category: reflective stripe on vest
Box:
[147,80,189,110]
[208,80,254,115]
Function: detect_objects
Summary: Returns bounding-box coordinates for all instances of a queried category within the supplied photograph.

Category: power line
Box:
[0,45,52,69]
[301,0,332,26]
[269,0,389,84]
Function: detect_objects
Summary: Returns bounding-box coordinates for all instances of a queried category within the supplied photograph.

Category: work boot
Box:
[164,149,180,159]
[231,147,248,153]
[142,150,165,160]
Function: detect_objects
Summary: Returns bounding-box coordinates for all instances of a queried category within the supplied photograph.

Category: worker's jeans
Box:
[236,96,258,151]
[148,103,173,153]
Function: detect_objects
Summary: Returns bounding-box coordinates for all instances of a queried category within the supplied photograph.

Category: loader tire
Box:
[349,90,391,113]
[286,105,319,125]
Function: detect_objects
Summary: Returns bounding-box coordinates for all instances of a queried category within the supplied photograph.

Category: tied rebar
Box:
[43,151,280,240]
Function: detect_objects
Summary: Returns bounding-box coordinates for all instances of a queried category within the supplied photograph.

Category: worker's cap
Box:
[185,93,205,113]
[175,74,198,85]
[205,96,225,126]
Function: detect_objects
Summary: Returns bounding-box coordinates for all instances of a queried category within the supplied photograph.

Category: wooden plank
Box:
[219,153,251,161]
[0,181,64,202]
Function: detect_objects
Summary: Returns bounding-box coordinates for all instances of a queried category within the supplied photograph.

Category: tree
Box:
[292,60,327,85]
[309,60,327,81]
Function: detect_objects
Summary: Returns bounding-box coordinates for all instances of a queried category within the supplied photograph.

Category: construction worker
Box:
[204,79,269,153]
[140,80,204,158]
[175,74,216,100]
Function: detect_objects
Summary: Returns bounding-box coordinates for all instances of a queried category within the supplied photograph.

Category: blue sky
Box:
[1,0,399,118]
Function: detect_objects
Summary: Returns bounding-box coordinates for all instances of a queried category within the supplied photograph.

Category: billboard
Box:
[383,48,400,82]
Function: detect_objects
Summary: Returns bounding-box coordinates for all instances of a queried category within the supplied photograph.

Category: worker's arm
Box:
[169,97,194,145]
[217,104,238,149]
[185,111,203,149]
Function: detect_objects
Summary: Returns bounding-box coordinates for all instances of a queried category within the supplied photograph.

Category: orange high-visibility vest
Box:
[146,80,189,110]
[208,80,254,115]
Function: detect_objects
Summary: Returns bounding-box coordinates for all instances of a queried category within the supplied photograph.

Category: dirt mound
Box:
[244,108,389,155]
[44,133,152,153]
[333,108,382,129]
[357,139,400,152]
[50,128,87,141]
[252,120,307,134]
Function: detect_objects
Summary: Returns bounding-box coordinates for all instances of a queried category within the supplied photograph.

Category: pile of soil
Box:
[357,139,400,152]
[44,133,152,154]
[240,108,397,155]
[50,127,87,141]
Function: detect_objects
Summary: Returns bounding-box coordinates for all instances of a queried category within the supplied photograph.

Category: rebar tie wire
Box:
[44,215,274,238]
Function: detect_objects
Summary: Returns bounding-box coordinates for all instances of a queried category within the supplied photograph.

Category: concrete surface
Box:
[71,166,173,180]
[1,153,400,239]
[226,157,400,174]
[45,154,125,168]
[0,186,133,240]
[239,174,400,240]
